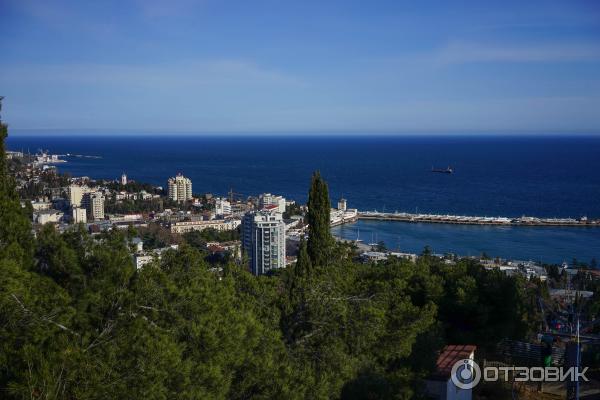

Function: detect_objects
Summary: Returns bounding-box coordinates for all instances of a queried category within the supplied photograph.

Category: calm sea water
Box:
[332,220,599,264]
[7,134,600,264]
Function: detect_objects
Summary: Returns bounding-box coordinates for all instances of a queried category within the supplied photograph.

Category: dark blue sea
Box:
[7,134,600,264]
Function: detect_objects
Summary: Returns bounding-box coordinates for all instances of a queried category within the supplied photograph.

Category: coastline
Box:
[7,135,600,221]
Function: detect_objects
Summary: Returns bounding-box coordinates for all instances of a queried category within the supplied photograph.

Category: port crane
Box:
[228,188,245,203]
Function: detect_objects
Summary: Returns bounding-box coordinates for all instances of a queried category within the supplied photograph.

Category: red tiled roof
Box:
[207,245,225,253]
[434,345,477,379]
[263,204,278,210]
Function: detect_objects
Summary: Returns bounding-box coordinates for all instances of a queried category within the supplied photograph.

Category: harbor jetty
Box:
[356,211,598,227]
[328,206,598,228]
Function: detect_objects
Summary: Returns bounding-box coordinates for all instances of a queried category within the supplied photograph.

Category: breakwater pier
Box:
[355,211,598,227]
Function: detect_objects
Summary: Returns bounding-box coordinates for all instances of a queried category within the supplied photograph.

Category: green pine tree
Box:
[306,171,333,267]
[0,102,34,266]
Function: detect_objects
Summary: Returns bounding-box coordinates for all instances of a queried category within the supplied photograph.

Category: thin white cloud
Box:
[0,60,304,88]
[435,41,600,65]
[201,95,599,132]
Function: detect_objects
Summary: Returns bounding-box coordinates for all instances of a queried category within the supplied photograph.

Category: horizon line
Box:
[7,128,600,137]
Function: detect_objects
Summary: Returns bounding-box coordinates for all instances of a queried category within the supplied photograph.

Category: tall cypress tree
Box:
[295,237,312,277]
[306,171,332,267]
[285,237,311,308]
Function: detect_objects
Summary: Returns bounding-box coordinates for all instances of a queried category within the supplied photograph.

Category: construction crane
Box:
[228,188,245,203]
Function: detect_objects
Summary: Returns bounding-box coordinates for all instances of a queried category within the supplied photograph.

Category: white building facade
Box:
[242,210,286,276]
[33,209,64,225]
[68,184,89,207]
[258,193,286,213]
[168,174,192,202]
[31,200,52,211]
[82,192,105,221]
[215,197,232,216]
[170,219,241,234]
[71,207,87,224]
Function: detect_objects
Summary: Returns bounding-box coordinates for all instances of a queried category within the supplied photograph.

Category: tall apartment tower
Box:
[242,210,286,276]
[68,184,86,207]
[82,192,105,221]
[121,173,127,186]
[337,198,347,211]
[168,174,193,202]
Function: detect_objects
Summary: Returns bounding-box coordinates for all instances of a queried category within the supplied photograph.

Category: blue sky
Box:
[1,0,599,134]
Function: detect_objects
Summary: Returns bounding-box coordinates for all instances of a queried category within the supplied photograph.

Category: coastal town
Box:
[5,143,600,398]
[6,143,600,399]
[7,147,598,285]
[3,1,600,398]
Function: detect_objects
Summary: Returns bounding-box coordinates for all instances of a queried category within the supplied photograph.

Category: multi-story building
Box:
[168,174,192,202]
[71,207,87,224]
[258,193,286,213]
[242,210,286,276]
[5,150,24,160]
[82,192,105,221]
[133,245,179,269]
[337,198,347,211]
[31,200,52,211]
[121,173,127,186]
[215,197,232,216]
[33,209,64,225]
[68,184,89,207]
[170,219,241,234]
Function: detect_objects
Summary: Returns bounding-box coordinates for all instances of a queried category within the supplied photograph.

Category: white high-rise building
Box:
[258,193,286,213]
[242,210,286,276]
[121,173,127,186]
[215,197,232,216]
[71,207,87,224]
[168,174,192,202]
[337,198,347,211]
[82,192,105,221]
[68,184,89,207]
